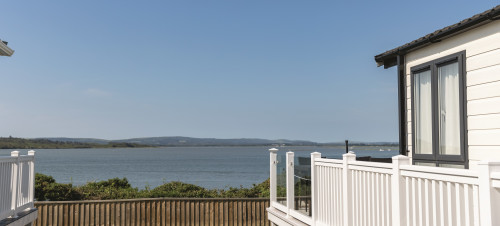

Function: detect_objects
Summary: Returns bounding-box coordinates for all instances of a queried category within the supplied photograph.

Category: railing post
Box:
[391,155,409,226]
[269,148,278,204]
[28,150,36,208]
[477,161,500,226]
[286,151,294,217]
[310,152,321,226]
[342,151,356,226]
[10,151,19,218]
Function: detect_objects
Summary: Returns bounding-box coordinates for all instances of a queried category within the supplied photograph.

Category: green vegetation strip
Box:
[0,137,150,149]
[35,173,275,201]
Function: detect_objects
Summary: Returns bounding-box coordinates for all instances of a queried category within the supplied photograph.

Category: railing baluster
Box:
[375,173,379,226]
[424,179,429,226]
[338,168,343,225]
[29,150,35,208]
[10,151,19,218]
[439,181,445,226]
[472,185,480,226]
[477,162,500,226]
[456,182,462,226]
[268,148,278,204]
[405,177,410,226]
[380,173,385,226]
[431,180,437,226]
[326,165,330,224]
[364,171,368,226]
[342,152,355,226]
[385,174,390,226]
[319,166,323,223]
[447,182,453,226]
[391,155,409,226]
[418,178,422,226]
[412,177,416,226]
[334,167,337,224]
[310,152,320,226]
[367,172,372,226]
[353,170,358,226]
[286,151,294,217]
[464,184,470,226]
[356,170,360,226]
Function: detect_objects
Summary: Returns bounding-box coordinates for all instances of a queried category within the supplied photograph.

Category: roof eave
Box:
[0,40,14,57]
[375,5,500,68]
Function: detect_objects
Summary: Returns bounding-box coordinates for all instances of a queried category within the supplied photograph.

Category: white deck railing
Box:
[268,149,500,226]
[0,151,36,221]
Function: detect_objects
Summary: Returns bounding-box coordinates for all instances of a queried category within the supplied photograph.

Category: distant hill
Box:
[39,137,109,144]
[0,137,150,149]
[42,136,397,147]
[112,136,318,147]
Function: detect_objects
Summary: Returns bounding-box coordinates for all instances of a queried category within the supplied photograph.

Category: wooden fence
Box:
[34,198,271,226]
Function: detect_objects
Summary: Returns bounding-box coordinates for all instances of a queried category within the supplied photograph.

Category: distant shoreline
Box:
[0,137,151,149]
[1,144,399,150]
[0,136,398,149]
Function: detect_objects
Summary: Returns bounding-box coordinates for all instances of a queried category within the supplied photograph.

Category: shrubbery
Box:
[35,174,81,201]
[35,173,274,201]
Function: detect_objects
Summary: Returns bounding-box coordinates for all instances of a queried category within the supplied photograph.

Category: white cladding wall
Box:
[405,20,500,169]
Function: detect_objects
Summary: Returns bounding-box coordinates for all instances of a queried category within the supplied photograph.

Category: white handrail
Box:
[269,149,500,226]
[0,150,35,221]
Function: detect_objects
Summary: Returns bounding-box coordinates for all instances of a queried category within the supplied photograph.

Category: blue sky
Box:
[0,1,496,142]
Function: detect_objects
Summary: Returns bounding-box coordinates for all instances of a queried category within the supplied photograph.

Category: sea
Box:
[0,146,398,189]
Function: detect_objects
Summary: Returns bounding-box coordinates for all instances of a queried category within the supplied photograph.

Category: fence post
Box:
[10,151,19,218]
[342,151,356,226]
[28,150,35,208]
[286,151,294,217]
[477,161,500,226]
[391,155,409,226]
[310,152,321,226]
[269,148,279,204]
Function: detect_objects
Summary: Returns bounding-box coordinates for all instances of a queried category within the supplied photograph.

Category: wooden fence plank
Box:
[116,202,121,226]
[131,201,137,226]
[167,200,171,226]
[208,200,214,226]
[48,204,53,226]
[80,203,85,226]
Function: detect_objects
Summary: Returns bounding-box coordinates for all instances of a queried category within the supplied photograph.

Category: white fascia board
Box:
[0,40,14,56]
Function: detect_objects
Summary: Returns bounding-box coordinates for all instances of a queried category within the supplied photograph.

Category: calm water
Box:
[0,146,398,189]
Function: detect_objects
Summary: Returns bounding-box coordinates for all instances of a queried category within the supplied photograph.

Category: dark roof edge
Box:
[375,5,500,69]
[0,39,14,56]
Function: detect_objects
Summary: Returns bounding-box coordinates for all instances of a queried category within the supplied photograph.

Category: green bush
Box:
[148,181,218,198]
[219,178,270,198]
[76,178,140,200]
[34,173,282,201]
[35,173,81,201]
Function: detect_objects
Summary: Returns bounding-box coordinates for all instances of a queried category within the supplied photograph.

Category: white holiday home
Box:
[375,5,500,169]
[268,5,500,226]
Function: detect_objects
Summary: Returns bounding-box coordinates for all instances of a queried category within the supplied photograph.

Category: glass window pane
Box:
[415,162,435,167]
[438,62,461,155]
[439,163,465,169]
[414,70,433,155]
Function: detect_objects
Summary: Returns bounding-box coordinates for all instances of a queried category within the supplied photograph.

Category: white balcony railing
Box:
[0,151,36,221]
[268,148,500,226]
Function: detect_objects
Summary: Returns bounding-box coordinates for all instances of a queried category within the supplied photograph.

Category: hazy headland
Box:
[0,136,397,149]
